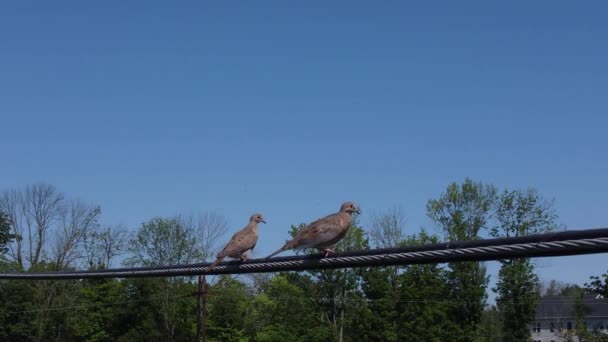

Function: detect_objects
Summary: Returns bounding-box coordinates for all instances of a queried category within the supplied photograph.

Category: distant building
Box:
[531,294,608,342]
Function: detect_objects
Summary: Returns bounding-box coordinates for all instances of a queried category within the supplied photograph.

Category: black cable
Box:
[1,227,607,280]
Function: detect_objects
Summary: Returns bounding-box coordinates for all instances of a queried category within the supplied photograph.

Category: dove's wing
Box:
[218,226,258,258]
[292,213,347,249]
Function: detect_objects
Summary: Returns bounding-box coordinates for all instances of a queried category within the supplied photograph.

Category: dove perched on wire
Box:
[267,201,359,258]
[209,213,266,270]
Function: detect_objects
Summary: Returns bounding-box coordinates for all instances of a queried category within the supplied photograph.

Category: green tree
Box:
[0,270,36,341]
[0,185,102,342]
[249,275,334,342]
[127,216,202,267]
[0,212,42,341]
[491,188,559,342]
[427,178,496,341]
[207,275,250,341]
[127,216,204,342]
[493,260,539,341]
[0,209,14,256]
[357,228,450,342]
[285,214,369,342]
[541,279,569,296]
[572,292,592,342]
[112,278,169,342]
[368,206,407,307]
[67,278,127,342]
[395,230,452,342]
[358,266,399,342]
[317,219,369,342]
[587,271,608,298]
[478,306,503,342]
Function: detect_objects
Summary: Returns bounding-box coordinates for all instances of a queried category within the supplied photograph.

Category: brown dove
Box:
[267,201,359,258]
[209,213,266,270]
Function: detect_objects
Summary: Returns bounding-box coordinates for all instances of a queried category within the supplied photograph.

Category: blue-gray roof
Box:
[536,294,608,319]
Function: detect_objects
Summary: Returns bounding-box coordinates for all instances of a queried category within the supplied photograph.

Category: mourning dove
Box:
[209,213,266,270]
[267,201,359,258]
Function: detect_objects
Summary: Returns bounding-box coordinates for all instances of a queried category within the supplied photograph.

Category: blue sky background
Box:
[1,1,607,301]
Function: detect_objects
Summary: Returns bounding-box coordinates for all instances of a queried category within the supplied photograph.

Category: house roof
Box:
[536,294,608,319]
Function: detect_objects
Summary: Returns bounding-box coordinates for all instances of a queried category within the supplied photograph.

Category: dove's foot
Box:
[240,257,248,263]
[323,248,335,257]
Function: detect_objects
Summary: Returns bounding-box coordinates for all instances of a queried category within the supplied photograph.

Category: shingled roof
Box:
[536,294,608,319]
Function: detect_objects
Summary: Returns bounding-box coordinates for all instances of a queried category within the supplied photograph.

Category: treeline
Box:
[0,179,607,342]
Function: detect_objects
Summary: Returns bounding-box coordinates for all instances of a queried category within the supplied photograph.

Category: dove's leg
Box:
[322,248,335,257]
[239,249,253,262]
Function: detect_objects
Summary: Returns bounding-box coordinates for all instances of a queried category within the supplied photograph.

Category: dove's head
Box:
[339,201,359,215]
[250,213,267,224]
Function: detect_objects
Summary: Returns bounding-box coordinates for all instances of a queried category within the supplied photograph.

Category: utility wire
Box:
[0,227,607,280]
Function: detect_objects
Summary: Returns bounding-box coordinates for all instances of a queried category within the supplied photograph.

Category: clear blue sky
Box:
[1,1,607,298]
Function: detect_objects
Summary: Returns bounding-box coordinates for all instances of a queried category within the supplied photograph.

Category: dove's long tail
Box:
[266,247,286,259]
[208,256,225,270]
[266,240,296,259]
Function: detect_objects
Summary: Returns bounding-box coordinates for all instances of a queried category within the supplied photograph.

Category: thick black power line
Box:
[1,227,607,280]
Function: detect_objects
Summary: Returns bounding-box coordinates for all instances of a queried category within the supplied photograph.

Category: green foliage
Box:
[208,275,250,340]
[572,292,593,342]
[0,209,14,256]
[0,277,36,341]
[493,259,539,342]
[127,216,202,266]
[396,231,452,342]
[1,181,593,342]
[360,267,399,341]
[0,275,198,342]
[542,279,570,296]
[113,278,168,342]
[251,275,334,341]
[287,215,370,341]
[67,279,126,342]
[492,188,558,342]
[427,178,495,341]
[397,264,452,341]
[478,306,503,342]
[491,188,559,238]
[0,212,16,338]
[587,271,608,298]
[427,178,497,241]
[124,216,202,341]
[355,229,453,342]
[559,284,588,297]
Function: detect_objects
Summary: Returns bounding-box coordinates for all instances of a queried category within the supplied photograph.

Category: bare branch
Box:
[191,211,229,260]
[53,199,101,269]
[369,205,407,248]
[23,183,64,267]
[1,183,65,269]
[100,225,126,268]
[83,224,126,269]
[1,183,109,271]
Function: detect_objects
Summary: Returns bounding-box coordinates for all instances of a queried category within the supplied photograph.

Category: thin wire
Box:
[2,292,193,315]
[5,285,604,315]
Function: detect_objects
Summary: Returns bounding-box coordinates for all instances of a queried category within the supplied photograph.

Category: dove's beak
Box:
[261,220,267,224]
